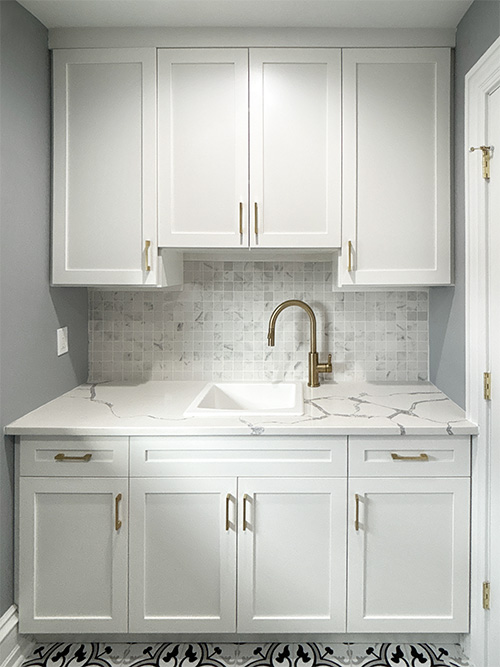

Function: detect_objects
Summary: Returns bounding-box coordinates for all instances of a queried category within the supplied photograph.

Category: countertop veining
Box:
[4,381,478,436]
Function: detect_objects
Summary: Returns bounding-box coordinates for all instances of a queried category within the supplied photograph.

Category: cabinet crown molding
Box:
[48,27,456,50]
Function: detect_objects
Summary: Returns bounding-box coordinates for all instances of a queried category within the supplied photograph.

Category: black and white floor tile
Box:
[21,643,472,667]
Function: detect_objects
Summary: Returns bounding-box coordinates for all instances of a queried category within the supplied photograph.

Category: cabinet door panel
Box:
[18,478,127,633]
[238,477,346,632]
[348,477,469,632]
[250,49,341,248]
[158,49,248,248]
[129,478,237,632]
[341,48,450,286]
[52,49,157,285]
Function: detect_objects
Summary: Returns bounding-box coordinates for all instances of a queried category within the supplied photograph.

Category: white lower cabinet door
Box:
[237,477,347,632]
[347,477,470,632]
[129,478,237,632]
[18,477,128,633]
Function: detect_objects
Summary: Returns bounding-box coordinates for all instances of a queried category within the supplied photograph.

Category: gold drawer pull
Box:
[355,493,360,531]
[54,453,92,462]
[243,493,250,531]
[348,240,353,272]
[115,493,122,531]
[145,240,151,272]
[391,452,429,462]
[225,493,231,531]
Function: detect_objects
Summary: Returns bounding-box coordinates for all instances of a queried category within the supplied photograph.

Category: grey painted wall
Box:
[0,0,88,616]
[430,0,500,408]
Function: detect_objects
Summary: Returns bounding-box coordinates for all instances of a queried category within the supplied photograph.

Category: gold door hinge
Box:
[470,146,492,180]
[484,372,492,400]
[483,581,491,610]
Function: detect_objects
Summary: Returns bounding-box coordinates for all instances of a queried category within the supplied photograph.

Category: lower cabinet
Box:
[129,477,238,633]
[18,477,128,633]
[129,476,347,633]
[347,477,470,633]
[16,434,471,635]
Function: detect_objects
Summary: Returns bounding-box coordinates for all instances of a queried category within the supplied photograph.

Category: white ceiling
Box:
[16,0,474,30]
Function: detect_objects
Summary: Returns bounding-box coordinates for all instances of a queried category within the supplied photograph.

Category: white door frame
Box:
[465,34,500,667]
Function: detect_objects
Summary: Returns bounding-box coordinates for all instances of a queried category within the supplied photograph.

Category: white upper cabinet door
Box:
[18,477,128,633]
[237,477,347,633]
[128,477,237,633]
[249,49,342,248]
[52,49,158,286]
[158,49,249,248]
[347,477,470,633]
[340,48,451,286]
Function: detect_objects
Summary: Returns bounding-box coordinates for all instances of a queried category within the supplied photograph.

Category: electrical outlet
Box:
[57,326,69,356]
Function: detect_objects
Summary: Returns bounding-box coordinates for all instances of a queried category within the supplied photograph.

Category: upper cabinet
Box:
[157,49,249,249]
[51,44,451,286]
[249,49,342,248]
[158,48,342,249]
[52,49,161,286]
[338,48,451,287]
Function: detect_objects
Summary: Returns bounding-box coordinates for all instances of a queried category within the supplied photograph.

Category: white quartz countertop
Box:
[4,381,478,436]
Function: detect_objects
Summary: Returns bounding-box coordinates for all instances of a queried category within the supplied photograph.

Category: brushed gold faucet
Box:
[267,299,332,387]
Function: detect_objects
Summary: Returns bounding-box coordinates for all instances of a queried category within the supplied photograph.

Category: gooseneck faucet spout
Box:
[267,299,332,388]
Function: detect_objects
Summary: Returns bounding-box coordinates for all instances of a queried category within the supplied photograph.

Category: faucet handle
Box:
[318,353,333,374]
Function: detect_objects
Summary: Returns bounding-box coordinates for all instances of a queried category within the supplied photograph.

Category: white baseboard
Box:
[0,606,33,667]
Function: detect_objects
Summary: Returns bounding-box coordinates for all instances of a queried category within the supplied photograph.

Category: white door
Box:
[158,49,249,248]
[129,477,237,632]
[340,48,451,286]
[465,35,500,667]
[249,49,341,249]
[347,477,470,632]
[18,477,128,633]
[485,81,500,665]
[52,49,157,286]
[237,477,346,632]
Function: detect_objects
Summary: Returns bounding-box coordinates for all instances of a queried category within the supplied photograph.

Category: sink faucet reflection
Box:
[267,299,332,387]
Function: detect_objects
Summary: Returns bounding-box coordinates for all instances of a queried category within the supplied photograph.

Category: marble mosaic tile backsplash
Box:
[88,261,429,383]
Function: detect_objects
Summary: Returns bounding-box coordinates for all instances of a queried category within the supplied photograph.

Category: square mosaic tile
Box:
[88,261,429,384]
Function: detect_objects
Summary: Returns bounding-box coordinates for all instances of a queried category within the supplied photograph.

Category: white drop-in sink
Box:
[184,382,304,417]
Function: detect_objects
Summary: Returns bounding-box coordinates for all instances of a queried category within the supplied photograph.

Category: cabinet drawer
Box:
[130,436,346,477]
[349,436,470,477]
[19,437,128,477]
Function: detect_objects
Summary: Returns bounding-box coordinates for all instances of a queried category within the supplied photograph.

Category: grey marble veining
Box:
[88,261,429,384]
[5,381,477,436]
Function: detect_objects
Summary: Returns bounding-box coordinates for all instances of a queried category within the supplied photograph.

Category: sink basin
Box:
[184,382,304,417]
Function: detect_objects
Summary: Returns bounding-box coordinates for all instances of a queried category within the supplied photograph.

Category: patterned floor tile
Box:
[236,644,351,667]
[350,643,471,667]
[20,643,471,667]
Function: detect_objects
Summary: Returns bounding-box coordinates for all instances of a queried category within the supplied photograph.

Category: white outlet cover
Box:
[57,326,68,356]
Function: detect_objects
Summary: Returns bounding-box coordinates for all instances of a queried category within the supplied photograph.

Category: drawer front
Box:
[349,436,470,477]
[19,437,129,477]
[130,436,347,477]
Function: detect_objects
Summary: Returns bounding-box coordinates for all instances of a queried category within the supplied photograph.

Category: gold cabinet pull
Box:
[348,240,353,272]
[391,452,429,462]
[225,493,231,531]
[355,493,360,531]
[54,453,92,462]
[239,202,243,236]
[243,493,250,531]
[145,240,151,272]
[254,203,258,236]
[115,493,122,531]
